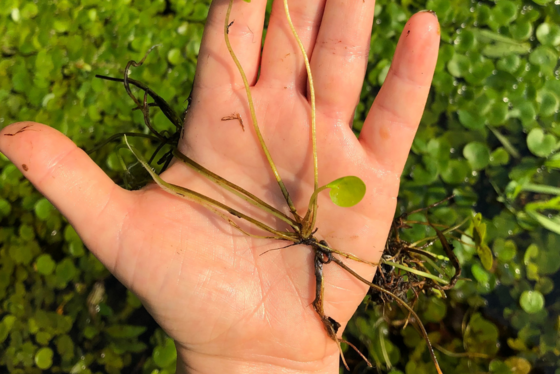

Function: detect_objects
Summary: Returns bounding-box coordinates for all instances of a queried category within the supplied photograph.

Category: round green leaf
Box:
[69,241,85,257]
[493,238,516,262]
[55,258,77,284]
[458,110,484,130]
[493,1,517,25]
[526,128,557,157]
[19,224,35,241]
[454,30,475,53]
[411,157,438,184]
[36,331,53,345]
[536,23,560,46]
[20,3,39,19]
[537,90,559,117]
[56,334,75,360]
[0,198,12,217]
[529,46,558,71]
[326,176,366,208]
[35,254,56,276]
[441,160,470,184]
[489,147,510,166]
[511,101,536,123]
[64,225,81,243]
[471,263,490,285]
[447,54,470,78]
[167,48,182,66]
[496,54,520,73]
[34,198,54,221]
[504,357,531,374]
[153,338,177,368]
[463,142,491,171]
[509,21,532,41]
[35,347,53,370]
[486,101,509,126]
[519,290,544,314]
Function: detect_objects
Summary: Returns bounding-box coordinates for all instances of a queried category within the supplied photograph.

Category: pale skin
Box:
[0,0,439,372]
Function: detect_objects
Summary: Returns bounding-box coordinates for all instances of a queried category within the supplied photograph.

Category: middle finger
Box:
[258,0,327,92]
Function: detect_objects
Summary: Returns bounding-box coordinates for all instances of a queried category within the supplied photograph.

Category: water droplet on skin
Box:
[503,97,509,103]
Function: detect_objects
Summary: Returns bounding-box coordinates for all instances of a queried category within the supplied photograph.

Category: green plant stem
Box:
[522,183,560,195]
[382,260,450,285]
[410,217,469,248]
[331,257,443,374]
[281,0,318,192]
[423,256,452,278]
[224,0,300,222]
[404,246,450,261]
[172,148,300,229]
[125,137,295,240]
[301,185,328,236]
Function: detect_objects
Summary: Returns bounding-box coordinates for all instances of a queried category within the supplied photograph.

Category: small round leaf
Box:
[527,128,557,158]
[34,198,54,221]
[441,160,470,184]
[326,176,366,208]
[35,347,53,370]
[153,338,177,368]
[489,147,510,166]
[0,198,11,217]
[536,23,560,46]
[167,48,182,66]
[36,254,56,275]
[463,142,490,171]
[519,290,544,314]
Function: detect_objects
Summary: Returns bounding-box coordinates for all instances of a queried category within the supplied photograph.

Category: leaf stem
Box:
[224,0,300,222]
[382,260,450,285]
[281,0,318,191]
[172,148,300,230]
[125,136,295,240]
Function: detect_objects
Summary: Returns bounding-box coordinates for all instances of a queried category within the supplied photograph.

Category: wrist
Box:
[175,347,340,374]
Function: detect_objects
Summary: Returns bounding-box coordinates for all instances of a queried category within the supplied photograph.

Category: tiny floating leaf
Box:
[326,176,366,208]
[519,290,544,314]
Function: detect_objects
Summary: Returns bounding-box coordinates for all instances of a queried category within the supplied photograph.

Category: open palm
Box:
[0,0,439,372]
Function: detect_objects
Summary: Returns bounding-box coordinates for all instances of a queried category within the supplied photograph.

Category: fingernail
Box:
[418,10,438,19]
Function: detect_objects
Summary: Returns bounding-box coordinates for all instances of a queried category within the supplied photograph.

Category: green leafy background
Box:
[0,0,559,373]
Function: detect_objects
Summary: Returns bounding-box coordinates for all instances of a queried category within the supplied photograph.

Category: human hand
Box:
[0,0,439,372]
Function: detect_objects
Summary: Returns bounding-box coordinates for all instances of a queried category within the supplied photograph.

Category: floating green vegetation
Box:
[1,0,560,373]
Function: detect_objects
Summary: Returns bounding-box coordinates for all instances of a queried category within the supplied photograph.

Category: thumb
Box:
[0,122,132,271]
